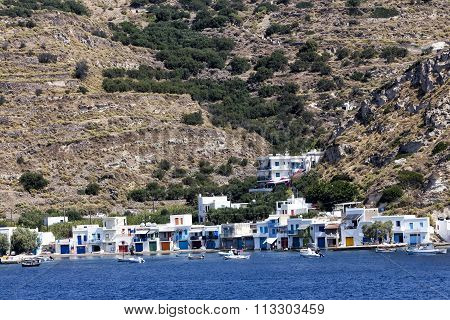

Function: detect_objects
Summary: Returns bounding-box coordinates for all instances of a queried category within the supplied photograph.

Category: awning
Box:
[263,238,278,245]
[324,224,340,230]
[135,230,149,235]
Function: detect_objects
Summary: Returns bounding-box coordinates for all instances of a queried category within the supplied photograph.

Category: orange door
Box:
[346,237,354,246]
[161,242,171,251]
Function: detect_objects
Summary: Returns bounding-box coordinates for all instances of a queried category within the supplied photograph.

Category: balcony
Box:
[190,236,203,241]
[204,235,219,240]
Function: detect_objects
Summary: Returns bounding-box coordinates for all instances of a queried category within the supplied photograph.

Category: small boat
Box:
[375,247,397,253]
[117,257,145,263]
[188,254,205,260]
[21,258,41,267]
[299,248,324,258]
[224,254,250,260]
[406,243,447,255]
[37,256,55,262]
[0,256,22,264]
[218,250,235,256]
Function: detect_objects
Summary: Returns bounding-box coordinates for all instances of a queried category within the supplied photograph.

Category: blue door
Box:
[293,237,300,248]
[135,243,144,252]
[410,234,420,245]
[260,238,267,250]
[206,240,215,249]
[76,246,86,254]
[77,235,82,245]
[236,239,243,250]
[179,240,189,250]
[60,245,70,254]
[317,237,326,248]
[394,233,404,243]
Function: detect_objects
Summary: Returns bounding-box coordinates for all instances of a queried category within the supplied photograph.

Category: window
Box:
[83,235,87,242]
[97,234,100,240]
[275,173,280,178]
[396,221,400,227]
[275,161,280,166]
[319,226,325,232]
[409,223,413,230]
[260,227,264,233]
[290,225,294,231]
[265,227,268,233]
[420,222,424,228]
[175,218,179,225]
[271,229,276,235]
[296,224,299,230]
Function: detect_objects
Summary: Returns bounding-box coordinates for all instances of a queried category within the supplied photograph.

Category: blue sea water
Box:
[0,250,449,300]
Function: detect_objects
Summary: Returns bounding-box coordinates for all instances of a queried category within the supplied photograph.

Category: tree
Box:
[74,60,89,80]
[0,234,9,255]
[182,111,204,125]
[49,222,73,239]
[229,57,251,74]
[10,228,39,254]
[19,171,48,192]
[362,221,393,244]
[18,208,45,229]
[38,52,57,63]
[380,185,403,203]
[85,182,100,196]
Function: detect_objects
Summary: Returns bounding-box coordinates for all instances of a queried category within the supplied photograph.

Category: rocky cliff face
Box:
[322,50,449,214]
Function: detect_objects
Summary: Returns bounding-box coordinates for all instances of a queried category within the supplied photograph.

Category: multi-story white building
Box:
[254,215,289,250]
[256,150,323,187]
[102,216,128,253]
[197,195,230,223]
[276,195,311,216]
[197,194,248,223]
[203,225,221,249]
[72,224,104,254]
[372,215,433,245]
[436,217,450,242]
[340,207,378,247]
[220,223,253,249]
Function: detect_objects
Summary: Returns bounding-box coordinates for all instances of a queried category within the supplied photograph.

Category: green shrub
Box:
[255,50,288,72]
[350,70,371,82]
[229,57,251,74]
[172,168,187,178]
[265,23,295,37]
[182,111,204,125]
[336,47,350,60]
[153,169,166,180]
[217,163,233,176]
[380,185,403,203]
[78,86,88,94]
[397,170,424,188]
[254,2,278,13]
[296,2,313,9]
[92,29,107,38]
[19,172,48,192]
[381,46,408,63]
[372,7,399,19]
[199,160,214,174]
[74,60,89,80]
[310,61,332,75]
[159,159,171,171]
[85,182,100,196]
[38,52,57,63]
[317,78,336,92]
[431,141,448,155]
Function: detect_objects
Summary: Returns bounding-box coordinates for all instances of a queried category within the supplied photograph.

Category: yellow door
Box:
[346,237,354,246]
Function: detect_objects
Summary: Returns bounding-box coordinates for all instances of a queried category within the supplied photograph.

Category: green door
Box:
[149,241,157,251]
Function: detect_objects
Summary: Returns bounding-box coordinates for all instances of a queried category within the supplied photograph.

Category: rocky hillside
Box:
[0,0,448,216]
[322,50,449,216]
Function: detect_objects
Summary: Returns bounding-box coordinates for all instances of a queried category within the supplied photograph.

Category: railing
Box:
[190,236,202,240]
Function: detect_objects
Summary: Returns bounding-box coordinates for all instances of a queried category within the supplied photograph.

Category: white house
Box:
[197,194,230,223]
[256,150,323,187]
[197,194,248,223]
[276,195,311,216]
[220,223,253,249]
[436,217,450,242]
[72,224,104,254]
[287,218,313,249]
[43,216,68,227]
[372,215,433,245]
[203,225,221,249]
[102,216,128,253]
[340,207,378,247]
[37,232,56,254]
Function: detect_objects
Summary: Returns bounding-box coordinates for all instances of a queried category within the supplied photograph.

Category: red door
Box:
[119,245,128,253]
[281,237,288,249]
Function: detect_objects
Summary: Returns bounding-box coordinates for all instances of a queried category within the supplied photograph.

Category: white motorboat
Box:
[299,248,324,258]
[223,254,250,260]
[218,250,235,256]
[117,257,145,263]
[21,258,41,268]
[406,243,447,255]
[375,247,397,253]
